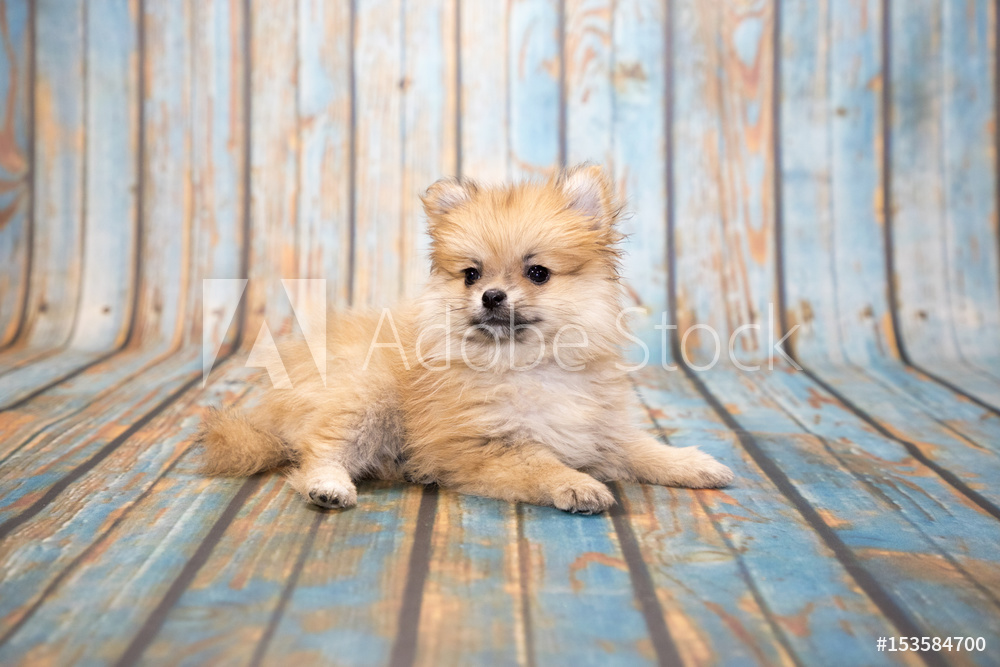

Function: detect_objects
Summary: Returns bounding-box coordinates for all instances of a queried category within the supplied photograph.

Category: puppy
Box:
[200,165,733,513]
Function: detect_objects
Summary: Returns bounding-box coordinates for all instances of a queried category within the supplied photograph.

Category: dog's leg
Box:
[594,431,734,489]
[439,442,616,514]
[285,438,359,509]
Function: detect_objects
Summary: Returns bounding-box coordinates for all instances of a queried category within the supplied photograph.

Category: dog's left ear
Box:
[557,164,619,229]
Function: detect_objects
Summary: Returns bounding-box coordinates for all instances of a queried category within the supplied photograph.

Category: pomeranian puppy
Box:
[200,165,733,513]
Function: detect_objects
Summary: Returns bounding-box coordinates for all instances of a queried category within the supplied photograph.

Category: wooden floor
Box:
[2,354,1000,665]
[3,0,1000,664]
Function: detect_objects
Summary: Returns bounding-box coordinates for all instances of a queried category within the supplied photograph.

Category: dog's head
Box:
[417,164,627,368]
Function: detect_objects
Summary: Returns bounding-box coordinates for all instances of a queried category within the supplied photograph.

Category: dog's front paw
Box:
[552,477,615,514]
[307,479,357,509]
[671,449,734,489]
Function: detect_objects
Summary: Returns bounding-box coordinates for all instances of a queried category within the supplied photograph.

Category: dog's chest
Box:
[485,367,617,466]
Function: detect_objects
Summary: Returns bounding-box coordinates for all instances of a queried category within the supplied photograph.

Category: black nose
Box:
[482,289,507,309]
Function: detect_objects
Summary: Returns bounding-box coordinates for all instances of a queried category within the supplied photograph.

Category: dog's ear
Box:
[421,177,478,220]
[557,164,619,228]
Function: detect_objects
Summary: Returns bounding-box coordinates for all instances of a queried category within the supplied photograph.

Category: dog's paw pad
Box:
[307,483,357,509]
[553,478,615,515]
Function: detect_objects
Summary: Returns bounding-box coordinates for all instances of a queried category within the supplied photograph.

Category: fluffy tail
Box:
[198,407,293,476]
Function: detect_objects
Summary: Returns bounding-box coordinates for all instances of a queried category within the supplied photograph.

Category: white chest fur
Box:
[471,362,622,468]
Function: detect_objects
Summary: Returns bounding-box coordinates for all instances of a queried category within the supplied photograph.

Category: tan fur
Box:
[199,165,734,512]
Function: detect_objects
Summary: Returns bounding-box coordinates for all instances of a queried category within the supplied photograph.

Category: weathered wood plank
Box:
[0,351,205,520]
[413,491,524,665]
[673,0,777,367]
[0,346,199,456]
[401,0,457,298]
[780,0,891,366]
[629,369,917,665]
[800,361,1000,509]
[0,0,141,403]
[519,503,653,663]
[248,0,298,335]
[352,0,403,307]
[20,0,84,350]
[249,484,425,665]
[612,0,668,352]
[459,0,508,182]
[0,358,255,654]
[890,0,1000,390]
[564,0,612,169]
[297,0,352,306]
[73,0,139,351]
[0,0,30,347]
[695,367,1000,652]
[136,0,192,346]
[187,0,247,346]
[133,473,300,665]
[509,0,560,177]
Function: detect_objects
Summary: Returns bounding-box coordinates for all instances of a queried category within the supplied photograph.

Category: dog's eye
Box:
[464,267,481,286]
[526,265,550,284]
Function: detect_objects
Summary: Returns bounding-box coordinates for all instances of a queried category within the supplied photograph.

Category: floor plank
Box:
[691,364,1000,660]
[0,358,255,657]
[631,369,918,666]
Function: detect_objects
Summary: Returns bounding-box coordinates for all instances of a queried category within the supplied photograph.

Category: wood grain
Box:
[630,369,917,665]
[673,0,777,367]
[0,0,30,348]
[401,0,457,298]
[297,0,352,307]
[22,0,84,350]
[890,0,1000,395]
[351,0,403,307]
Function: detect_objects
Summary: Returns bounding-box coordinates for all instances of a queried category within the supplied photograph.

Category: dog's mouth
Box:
[467,312,542,339]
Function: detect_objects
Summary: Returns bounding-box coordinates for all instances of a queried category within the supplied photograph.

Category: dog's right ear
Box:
[421,177,477,219]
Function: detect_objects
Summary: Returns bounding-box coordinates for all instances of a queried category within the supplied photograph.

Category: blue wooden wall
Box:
[1,1,1000,665]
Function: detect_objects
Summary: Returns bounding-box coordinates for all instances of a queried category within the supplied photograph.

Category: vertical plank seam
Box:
[113,475,264,666]
[399,0,407,298]
[293,0,302,288]
[387,484,439,667]
[772,0,788,354]
[631,380,804,667]
[247,510,324,666]
[505,0,512,179]
[514,503,537,667]
[608,484,685,667]
[609,0,617,175]
[880,0,907,364]
[6,0,36,348]
[663,0,673,322]
[347,0,357,306]
[675,366,948,664]
[454,0,462,177]
[124,0,147,350]
[557,0,566,168]
[237,0,252,345]
[67,0,89,347]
